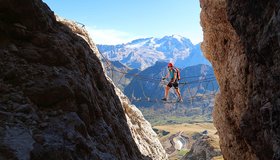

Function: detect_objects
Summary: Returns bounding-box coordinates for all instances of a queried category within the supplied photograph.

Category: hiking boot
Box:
[161,98,167,101]
[177,98,183,102]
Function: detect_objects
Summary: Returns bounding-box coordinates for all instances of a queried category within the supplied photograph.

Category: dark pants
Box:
[167,80,178,89]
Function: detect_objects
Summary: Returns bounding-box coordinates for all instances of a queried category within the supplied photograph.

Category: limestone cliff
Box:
[201,0,280,159]
[0,0,167,159]
[59,18,168,160]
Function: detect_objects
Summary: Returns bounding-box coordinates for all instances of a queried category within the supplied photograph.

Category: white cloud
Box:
[86,27,138,45]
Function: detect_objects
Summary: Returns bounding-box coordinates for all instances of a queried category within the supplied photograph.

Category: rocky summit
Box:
[0,0,167,159]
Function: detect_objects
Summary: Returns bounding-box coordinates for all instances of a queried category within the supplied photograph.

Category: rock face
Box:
[0,0,167,159]
[201,0,280,159]
[115,87,168,160]
[182,135,221,160]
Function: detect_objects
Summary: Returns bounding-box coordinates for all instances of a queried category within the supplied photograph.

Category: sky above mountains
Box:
[43,0,202,45]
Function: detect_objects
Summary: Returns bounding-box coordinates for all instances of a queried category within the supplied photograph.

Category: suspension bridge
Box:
[99,52,219,107]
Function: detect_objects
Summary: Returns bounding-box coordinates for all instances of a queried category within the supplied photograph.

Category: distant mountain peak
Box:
[128,37,153,45]
[171,34,184,41]
[97,35,210,70]
[172,34,183,42]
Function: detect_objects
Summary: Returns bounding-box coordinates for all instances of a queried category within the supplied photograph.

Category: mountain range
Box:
[97,35,211,70]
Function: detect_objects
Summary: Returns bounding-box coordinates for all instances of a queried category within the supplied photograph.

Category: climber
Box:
[161,62,183,102]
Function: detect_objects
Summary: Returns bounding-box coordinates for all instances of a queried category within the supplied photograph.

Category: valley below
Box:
[153,123,222,160]
[137,95,222,159]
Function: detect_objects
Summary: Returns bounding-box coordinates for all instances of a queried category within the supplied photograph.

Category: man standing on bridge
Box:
[161,62,183,102]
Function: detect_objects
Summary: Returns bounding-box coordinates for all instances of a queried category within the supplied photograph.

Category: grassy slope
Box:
[154,123,217,138]
[140,107,212,126]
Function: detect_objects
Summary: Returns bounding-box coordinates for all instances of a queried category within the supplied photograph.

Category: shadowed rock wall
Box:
[227,0,280,159]
[0,0,167,159]
[201,0,280,159]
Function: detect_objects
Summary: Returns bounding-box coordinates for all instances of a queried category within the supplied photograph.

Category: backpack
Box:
[175,67,180,80]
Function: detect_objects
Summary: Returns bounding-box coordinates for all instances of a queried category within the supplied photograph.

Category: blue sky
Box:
[43,0,202,45]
